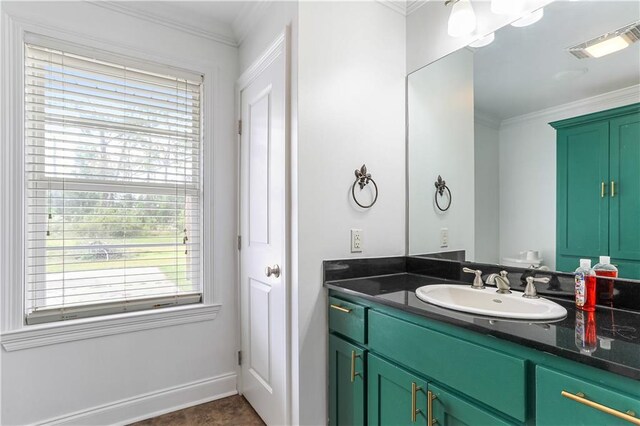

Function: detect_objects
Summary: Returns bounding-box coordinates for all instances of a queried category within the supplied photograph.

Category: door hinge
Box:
[238,350,242,365]
[237,119,242,135]
[237,235,241,250]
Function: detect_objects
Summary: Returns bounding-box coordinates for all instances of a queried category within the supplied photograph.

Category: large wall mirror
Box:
[407,1,640,278]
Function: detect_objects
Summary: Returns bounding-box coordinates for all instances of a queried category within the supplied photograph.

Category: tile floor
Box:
[129,395,265,426]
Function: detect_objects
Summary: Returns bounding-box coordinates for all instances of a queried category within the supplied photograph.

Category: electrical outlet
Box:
[440,228,449,248]
[351,229,363,253]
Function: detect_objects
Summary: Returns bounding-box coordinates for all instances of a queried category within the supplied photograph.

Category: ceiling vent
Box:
[568,20,640,59]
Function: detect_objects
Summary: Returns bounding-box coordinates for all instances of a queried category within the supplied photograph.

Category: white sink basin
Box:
[415,284,567,320]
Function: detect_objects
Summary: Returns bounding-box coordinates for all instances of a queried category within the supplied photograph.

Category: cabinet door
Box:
[329,334,366,426]
[430,383,511,426]
[368,354,429,426]
[556,121,610,272]
[537,366,640,426]
[609,112,640,270]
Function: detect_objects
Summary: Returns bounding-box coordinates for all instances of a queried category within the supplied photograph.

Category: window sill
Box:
[0,303,221,351]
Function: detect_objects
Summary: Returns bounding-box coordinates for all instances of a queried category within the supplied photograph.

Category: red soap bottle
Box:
[593,255,618,305]
[575,259,596,312]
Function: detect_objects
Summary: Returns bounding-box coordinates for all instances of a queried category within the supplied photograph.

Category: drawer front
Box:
[368,310,527,422]
[536,366,640,426]
[329,296,367,344]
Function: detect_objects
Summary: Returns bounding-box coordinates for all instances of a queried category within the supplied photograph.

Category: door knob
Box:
[265,264,281,278]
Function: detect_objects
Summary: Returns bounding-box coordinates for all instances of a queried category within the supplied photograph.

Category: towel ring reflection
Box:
[352,164,378,209]
[434,175,451,212]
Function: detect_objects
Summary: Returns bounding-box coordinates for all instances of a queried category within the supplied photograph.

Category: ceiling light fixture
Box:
[469,32,495,48]
[568,21,640,59]
[511,8,544,28]
[446,0,477,38]
[491,0,523,16]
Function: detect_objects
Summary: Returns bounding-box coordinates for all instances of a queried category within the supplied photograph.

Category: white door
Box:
[239,33,288,426]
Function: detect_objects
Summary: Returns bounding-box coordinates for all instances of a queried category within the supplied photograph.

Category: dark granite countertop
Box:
[326,272,640,381]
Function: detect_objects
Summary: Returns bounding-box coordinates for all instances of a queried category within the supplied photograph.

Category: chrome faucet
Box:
[463,267,485,289]
[523,276,550,299]
[485,270,511,294]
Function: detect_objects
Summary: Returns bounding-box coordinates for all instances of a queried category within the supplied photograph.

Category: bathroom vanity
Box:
[324,257,640,426]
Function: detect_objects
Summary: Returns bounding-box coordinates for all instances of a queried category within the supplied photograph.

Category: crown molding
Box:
[376,0,408,16]
[406,0,430,15]
[500,85,640,129]
[88,1,238,47]
[233,0,273,47]
[475,110,501,130]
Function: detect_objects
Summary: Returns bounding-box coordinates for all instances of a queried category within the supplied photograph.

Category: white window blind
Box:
[25,44,203,325]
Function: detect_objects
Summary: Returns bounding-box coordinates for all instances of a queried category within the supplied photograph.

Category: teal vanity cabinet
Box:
[327,291,640,426]
[368,354,429,426]
[329,334,366,426]
[553,103,640,277]
[328,297,367,425]
[536,366,640,426]
[368,354,510,426]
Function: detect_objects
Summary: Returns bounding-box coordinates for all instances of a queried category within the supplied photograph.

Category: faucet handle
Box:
[463,267,485,289]
[523,276,549,298]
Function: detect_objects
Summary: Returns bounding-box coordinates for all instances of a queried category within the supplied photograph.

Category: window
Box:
[25,44,203,325]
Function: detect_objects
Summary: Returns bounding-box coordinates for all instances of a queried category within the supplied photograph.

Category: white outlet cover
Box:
[351,229,363,253]
[440,228,449,248]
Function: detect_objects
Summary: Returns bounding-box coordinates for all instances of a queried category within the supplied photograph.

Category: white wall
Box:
[0,2,238,424]
[296,2,406,424]
[475,117,500,264]
[406,0,552,74]
[408,49,475,258]
[498,85,640,271]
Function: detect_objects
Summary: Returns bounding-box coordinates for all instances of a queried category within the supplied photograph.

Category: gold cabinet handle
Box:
[561,391,640,425]
[411,382,423,422]
[611,181,616,197]
[427,390,437,425]
[601,182,606,198]
[350,350,361,383]
[330,304,352,313]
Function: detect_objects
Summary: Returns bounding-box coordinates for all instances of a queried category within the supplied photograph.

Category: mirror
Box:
[407,1,640,278]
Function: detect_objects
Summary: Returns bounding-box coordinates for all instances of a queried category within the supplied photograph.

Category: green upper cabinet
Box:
[609,112,640,266]
[329,334,366,426]
[367,354,429,426]
[556,120,610,271]
[552,104,640,275]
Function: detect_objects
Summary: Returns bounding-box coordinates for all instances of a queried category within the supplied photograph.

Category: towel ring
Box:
[434,175,451,212]
[352,164,378,209]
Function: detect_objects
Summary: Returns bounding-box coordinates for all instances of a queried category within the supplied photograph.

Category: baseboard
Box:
[39,373,238,426]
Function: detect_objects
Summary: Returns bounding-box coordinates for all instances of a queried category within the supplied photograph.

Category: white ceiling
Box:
[473,1,640,121]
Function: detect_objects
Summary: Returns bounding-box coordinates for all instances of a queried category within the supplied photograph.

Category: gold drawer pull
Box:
[611,181,616,197]
[428,390,437,425]
[411,382,423,422]
[330,304,352,313]
[350,350,361,383]
[562,391,640,425]
[602,182,606,198]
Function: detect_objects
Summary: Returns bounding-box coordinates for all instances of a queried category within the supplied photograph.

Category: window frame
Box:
[0,17,219,349]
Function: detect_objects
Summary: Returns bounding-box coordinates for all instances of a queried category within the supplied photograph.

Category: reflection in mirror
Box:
[407,1,640,278]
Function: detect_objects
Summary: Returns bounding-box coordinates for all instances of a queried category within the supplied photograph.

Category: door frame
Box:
[235,27,292,424]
